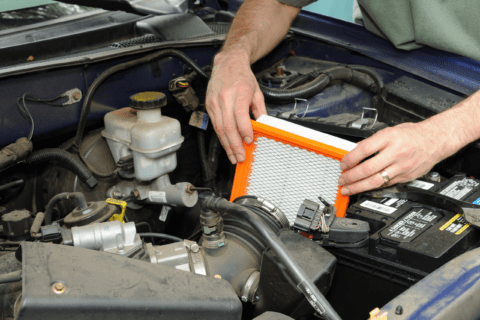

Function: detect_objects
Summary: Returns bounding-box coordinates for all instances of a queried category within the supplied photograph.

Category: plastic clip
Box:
[106,198,127,223]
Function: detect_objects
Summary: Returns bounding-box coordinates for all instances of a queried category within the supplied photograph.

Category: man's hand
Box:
[204,0,300,164]
[338,88,480,196]
[206,51,266,165]
[338,122,445,195]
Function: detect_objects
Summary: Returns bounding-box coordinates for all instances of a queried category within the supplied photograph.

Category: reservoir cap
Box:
[129,92,167,110]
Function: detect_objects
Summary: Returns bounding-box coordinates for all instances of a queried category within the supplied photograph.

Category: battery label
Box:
[382,209,441,242]
[440,178,479,200]
[440,213,471,235]
[384,198,398,206]
[408,180,435,190]
[361,200,396,214]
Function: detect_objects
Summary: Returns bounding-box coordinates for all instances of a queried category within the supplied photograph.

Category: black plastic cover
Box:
[16,242,242,320]
[136,14,214,41]
[255,229,336,319]
[384,76,464,124]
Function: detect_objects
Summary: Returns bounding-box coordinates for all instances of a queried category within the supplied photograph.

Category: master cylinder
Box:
[102,92,183,181]
[102,92,197,212]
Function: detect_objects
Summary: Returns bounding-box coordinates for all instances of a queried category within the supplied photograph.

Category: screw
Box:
[395,305,403,315]
[112,191,124,199]
[241,296,248,302]
[52,282,66,294]
[190,243,199,253]
[185,185,195,194]
[73,91,81,101]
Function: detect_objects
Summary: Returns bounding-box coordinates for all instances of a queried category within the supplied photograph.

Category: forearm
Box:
[216,0,300,64]
[419,89,480,159]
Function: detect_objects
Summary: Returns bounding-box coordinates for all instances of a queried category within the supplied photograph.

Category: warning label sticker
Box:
[439,178,479,200]
[380,198,408,209]
[408,180,435,190]
[382,209,441,242]
[361,200,397,214]
[439,213,471,235]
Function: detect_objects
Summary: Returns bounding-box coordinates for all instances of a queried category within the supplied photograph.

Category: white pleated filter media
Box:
[246,136,343,225]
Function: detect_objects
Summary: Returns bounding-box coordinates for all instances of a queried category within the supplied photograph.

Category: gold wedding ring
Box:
[381,171,390,187]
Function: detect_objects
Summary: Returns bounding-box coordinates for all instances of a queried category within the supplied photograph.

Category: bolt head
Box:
[241,296,248,302]
[190,244,200,253]
[52,282,66,294]
[73,92,81,101]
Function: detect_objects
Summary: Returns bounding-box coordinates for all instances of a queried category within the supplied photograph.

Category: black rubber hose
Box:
[44,192,88,225]
[348,65,384,92]
[260,71,331,104]
[282,73,313,89]
[200,194,342,320]
[26,149,97,188]
[207,134,222,190]
[0,270,21,284]
[135,222,155,244]
[138,233,183,243]
[260,66,383,104]
[73,49,209,152]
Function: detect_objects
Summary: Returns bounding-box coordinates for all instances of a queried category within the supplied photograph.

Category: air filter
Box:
[231,115,357,225]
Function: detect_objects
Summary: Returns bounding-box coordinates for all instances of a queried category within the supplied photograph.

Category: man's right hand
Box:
[206,50,267,165]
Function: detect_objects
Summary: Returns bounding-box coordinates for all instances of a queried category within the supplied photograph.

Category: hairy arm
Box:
[206,0,300,164]
[339,89,480,195]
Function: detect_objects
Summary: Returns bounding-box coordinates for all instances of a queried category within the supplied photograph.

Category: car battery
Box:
[339,173,480,276]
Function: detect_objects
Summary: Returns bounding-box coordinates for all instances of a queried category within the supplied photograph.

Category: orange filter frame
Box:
[231,120,349,218]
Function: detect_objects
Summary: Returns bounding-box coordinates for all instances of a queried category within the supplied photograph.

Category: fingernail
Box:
[228,155,237,165]
[338,178,345,186]
[236,153,245,163]
[341,187,350,196]
[340,163,347,171]
[244,137,253,144]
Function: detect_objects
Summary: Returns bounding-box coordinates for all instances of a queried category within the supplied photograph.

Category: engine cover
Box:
[15,242,242,320]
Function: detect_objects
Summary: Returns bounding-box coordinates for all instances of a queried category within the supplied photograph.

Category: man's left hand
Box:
[338,122,445,195]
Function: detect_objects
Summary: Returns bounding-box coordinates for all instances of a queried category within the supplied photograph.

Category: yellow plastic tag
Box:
[106,198,127,223]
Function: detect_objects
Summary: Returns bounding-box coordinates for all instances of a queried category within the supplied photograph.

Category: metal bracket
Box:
[61,88,82,106]
[294,98,310,119]
[351,107,378,129]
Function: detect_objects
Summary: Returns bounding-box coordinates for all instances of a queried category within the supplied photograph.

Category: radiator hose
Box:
[199,193,342,320]
[260,66,381,104]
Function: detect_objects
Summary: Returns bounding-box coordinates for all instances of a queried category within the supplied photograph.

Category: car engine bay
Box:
[1,9,480,320]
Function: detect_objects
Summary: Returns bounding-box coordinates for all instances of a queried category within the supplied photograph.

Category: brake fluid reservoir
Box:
[102,92,184,181]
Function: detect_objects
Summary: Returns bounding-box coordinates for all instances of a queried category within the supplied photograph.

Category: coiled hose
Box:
[260,66,382,104]
[199,193,342,320]
[26,149,97,188]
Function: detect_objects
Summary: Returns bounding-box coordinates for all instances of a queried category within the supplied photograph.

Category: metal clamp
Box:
[257,197,290,229]
[294,98,310,119]
[106,198,127,223]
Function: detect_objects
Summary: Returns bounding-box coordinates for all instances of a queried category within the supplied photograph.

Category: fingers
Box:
[208,102,237,164]
[234,90,255,145]
[338,148,396,187]
[223,96,248,163]
[340,164,400,196]
[251,87,266,120]
[340,132,389,171]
